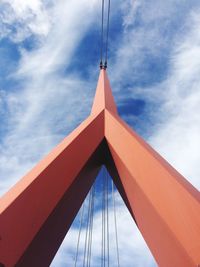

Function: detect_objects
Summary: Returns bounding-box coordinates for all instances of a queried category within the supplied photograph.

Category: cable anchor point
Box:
[100,61,103,69]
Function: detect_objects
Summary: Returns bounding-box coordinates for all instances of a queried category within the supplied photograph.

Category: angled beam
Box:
[105,110,200,267]
[16,145,102,266]
[0,112,104,266]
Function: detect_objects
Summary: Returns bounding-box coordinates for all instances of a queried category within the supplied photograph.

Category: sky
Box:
[0,0,200,266]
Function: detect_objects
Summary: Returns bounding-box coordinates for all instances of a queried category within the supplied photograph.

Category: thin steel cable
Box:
[104,0,111,68]
[74,202,85,267]
[103,169,106,267]
[106,170,110,267]
[88,184,96,267]
[112,181,120,267]
[83,188,93,267]
[101,182,103,267]
[104,169,107,267]
[86,187,92,267]
[86,184,95,267]
[101,171,105,267]
[100,0,105,68]
[86,186,93,267]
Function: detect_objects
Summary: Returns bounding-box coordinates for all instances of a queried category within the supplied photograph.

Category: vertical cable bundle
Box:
[74,181,96,267]
[112,180,120,267]
[101,167,110,267]
[74,168,120,267]
[100,0,111,69]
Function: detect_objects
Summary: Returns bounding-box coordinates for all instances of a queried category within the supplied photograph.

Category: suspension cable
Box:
[100,0,105,69]
[106,170,110,267]
[89,185,95,267]
[86,188,92,267]
[103,168,106,267]
[102,168,106,267]
[87,183,96,267]
[99,0,111,69]
[74,171,120,267]
[74,202,85,267]
[101,179,103,266]
[104,0,111,69]
[112,180,120,267]
[83,188,93,267]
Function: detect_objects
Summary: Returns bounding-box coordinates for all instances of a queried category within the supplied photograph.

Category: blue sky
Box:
[1,0,200,266]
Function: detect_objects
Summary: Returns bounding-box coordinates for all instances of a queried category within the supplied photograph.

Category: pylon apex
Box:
[91,69,118,115]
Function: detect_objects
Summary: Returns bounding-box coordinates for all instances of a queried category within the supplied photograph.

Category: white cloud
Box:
[0,0,51,41]
[0,0,100,196]
[149,9,200,190]
[109,0,200,190]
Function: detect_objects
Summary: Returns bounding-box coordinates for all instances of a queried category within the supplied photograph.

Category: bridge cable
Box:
[112,180,120,267]
[103,169,106,267]
[74,202,85,267]
[100,0,111,69]
[87,183,96,267]
[104,0,111,69]
[74,171,120,267]
[101,168,106,267]
[100,0,105,69]
[106,170,110,267]
[83,187,93,267]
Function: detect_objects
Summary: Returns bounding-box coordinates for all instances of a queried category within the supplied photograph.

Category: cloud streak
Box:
[0,0,99,195]
[149,8,200,189]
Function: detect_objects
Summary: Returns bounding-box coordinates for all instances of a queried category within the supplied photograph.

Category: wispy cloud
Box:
[109,0,200,190]
[0,0,50,41]
[0,0,99,195]
[149,8,200,189]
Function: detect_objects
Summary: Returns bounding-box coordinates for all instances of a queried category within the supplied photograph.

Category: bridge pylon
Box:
[0,70,200,267]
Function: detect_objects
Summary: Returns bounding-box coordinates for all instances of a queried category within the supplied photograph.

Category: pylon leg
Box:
[105,110,200,267]
[0,112,104,267]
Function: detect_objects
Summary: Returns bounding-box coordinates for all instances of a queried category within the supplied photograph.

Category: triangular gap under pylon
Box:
[50,158,156,267]
[14,139,138,266]
[51,158,156,266]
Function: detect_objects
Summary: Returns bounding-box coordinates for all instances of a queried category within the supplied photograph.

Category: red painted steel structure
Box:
[0,70,200,267]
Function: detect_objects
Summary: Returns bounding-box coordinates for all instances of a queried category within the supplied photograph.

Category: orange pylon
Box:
[0,70,200,267]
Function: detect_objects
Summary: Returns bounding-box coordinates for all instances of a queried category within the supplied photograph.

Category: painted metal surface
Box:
[0,112,104,266]
[105,110,200,267]
[0,69,200,266]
